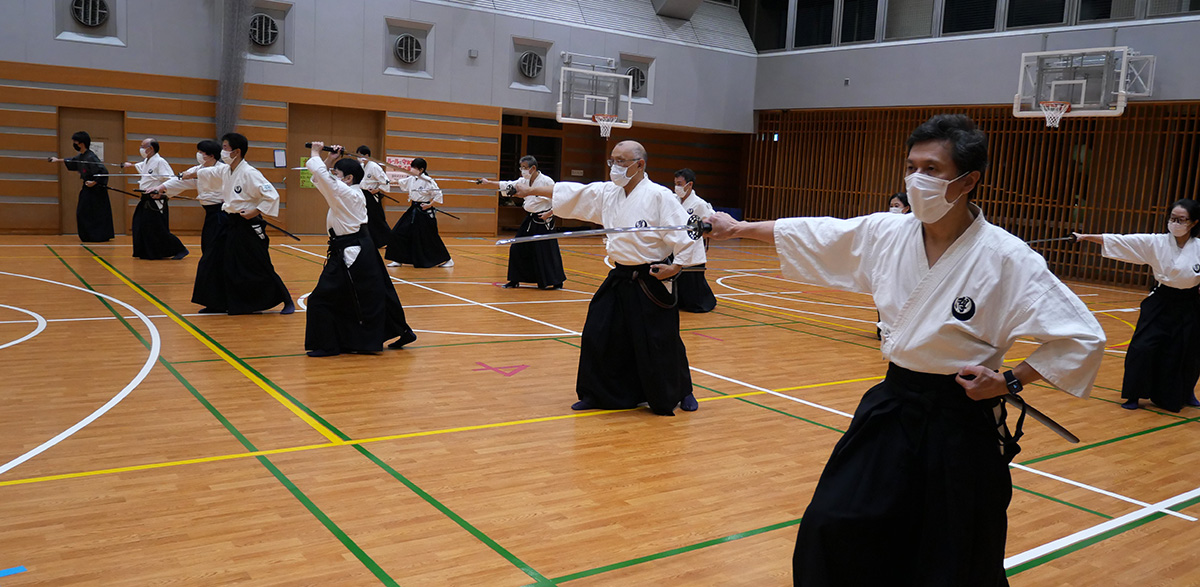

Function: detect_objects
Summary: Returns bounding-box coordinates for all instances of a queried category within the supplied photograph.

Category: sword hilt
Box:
[686,215,712,240]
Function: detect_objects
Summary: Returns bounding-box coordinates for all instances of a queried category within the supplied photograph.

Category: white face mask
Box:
[520,168,532,180]
[610,163,634,187]
[674,185,689,198]
[140,147,152,159]
[334,172,352,186]
[1168,220,1192,237]
[196,152,207,165]
[220,149,233,164]
[905,171,969,223]
[358,157,368,165]
[889,206,905,214]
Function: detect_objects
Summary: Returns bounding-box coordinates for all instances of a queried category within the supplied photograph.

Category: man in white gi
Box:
[515,140,705,415]
[157,139,228,253]
[706,114,1106,585]
[125,137,187,260]
[354,145,392,248]
[190,132,294,315]
[673,168,716,312]
[479,155,565,289]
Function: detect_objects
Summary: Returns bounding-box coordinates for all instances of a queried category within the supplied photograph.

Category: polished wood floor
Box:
[0,233,1197,586]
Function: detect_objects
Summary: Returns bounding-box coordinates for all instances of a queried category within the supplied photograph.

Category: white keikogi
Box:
[305,157,368,237]
[214,160,280,217]
[552,176,706,267]
[499,173,555,213]
[394,174,442,204]
[1102,234,1200,289]
[159,161,229,205]
[360,160,390,194]
[773,206,1106,397]
[680,190,714,220]
[136,152,174,209]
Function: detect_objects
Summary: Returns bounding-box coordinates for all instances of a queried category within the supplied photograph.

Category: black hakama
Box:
[200,203,224,253]
[793,363,1017,587]
[576,263,692,416]
[64,153,114,242]
[675,264,716,313]
[305,229,414,353]
[384,202,451,267]
[131,196,187,260]
[191,212,290,314]
[507,212,565,288]
[1120,284,1200,412]
[363,191,391,249]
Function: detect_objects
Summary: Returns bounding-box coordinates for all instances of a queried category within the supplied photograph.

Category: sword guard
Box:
[686,215,712,240]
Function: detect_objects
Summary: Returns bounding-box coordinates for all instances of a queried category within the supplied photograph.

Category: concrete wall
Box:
[755,17,1200,110]
[0,0,758,133]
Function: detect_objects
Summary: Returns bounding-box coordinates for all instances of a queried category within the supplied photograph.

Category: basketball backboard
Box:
[556,52,633,134]
[1013,46,1155,123]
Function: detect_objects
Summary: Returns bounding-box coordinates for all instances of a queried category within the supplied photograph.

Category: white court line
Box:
[1071,282,1153,295]
[1004,485,1200,569]
[716,274,877,311]
[1010,463,1195,521]
[688,366,855,419]
[1094,307,1140,313]
[714,291,878,325]
[297,292,310,310]
[0,271,161,476]
[0,304,47,350]
[412,329,565,338]
[279,244,582,336]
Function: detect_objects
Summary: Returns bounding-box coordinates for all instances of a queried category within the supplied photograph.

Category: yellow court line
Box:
[772,375,885,392]
[718,297,877,334]
[1097,311,1136,348]
[90,254,345,444]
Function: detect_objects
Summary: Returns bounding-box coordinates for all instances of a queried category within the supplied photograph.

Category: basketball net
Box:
[593,114,618,138]
[1039,101,1071,128]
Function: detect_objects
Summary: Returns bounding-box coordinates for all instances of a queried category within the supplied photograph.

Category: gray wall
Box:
[755,18,1200,110]
[0,0,758,133]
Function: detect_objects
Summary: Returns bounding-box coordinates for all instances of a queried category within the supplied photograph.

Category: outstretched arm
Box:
[706,212,776,244]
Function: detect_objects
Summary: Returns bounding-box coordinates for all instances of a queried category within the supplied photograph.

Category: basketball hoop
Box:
[1039,101,1071,128]
[593,114,619,138]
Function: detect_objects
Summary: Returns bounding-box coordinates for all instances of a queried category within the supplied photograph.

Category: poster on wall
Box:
[385,156,413,185]
[91,142,104,162]
[298,157,314,188]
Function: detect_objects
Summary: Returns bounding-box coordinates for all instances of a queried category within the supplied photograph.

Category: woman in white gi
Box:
[673,168,716,313]
[478,155,565,289]
[303,143,416,357]
[126,138,188,260]
[190,132,294,315]
[706,114,1106,586]
[354,145,392,249]
[1074,199,1200,412]
[889,191,910,214]
[385,157,453,268]
[157,140,227,254]
[515,141,705,416]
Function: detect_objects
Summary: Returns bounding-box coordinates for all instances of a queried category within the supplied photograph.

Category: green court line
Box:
[1018,417,1198,466]
[541,517,804,585]
[86,248,553,585]
[50,246,399,586]
[1013,485,1113,520]
[692,382,846,434]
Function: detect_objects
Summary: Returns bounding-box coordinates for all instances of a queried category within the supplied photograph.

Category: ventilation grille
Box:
[249,13,279,47]
[394,34,423,64]
[518,51,544,79]
[71,0,109,27]
[626,66,647,93]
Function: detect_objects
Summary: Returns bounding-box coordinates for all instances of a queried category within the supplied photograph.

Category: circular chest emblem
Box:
[687,207,695,214]
[1193,263,1200,274]
[635,219,648,228]
[234,185,243,194]
[951,296,976,321]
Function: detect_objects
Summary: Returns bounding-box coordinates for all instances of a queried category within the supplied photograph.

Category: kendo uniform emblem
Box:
[635,220,648,228]
[1193,263,1200,273]
[687,207,695,214]
[234,185,243,194]
[951,296,976,321]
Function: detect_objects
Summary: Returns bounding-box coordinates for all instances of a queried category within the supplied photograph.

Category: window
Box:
[885,0,934,39]
[942,0,997,33]
[1147,0,1200,15]
[794,0,835,47]
[739,0,788,50]
[1007,0,1066,27]
[1079,0,1136,20]
[841,0,878,42]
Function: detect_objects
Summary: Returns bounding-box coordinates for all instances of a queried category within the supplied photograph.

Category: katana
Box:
[431,207,460,220]
[497,216,711,246]
[1006,392,1079,443]
[304,143,397,170]
[100,185,145,199]
[96,173,178,178]
[258,217,301,241]
[1025,235,1078,245]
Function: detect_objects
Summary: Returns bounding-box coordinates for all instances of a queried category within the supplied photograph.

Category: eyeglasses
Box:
[607,158,641,167]
[1168,217,1193,225]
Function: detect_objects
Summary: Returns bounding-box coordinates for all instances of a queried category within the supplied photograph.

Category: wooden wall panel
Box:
[746,103,1200,287]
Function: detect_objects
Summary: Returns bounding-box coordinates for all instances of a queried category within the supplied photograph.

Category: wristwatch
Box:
[1003,371,1023,394]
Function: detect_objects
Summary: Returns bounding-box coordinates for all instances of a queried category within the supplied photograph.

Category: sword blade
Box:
[1025,235,1078,245]
[496,224,694,246]
[1007,392,1079,443]
[96,173,176,178]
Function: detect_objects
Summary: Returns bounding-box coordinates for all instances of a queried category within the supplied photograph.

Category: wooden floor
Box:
[0,234,1198,586]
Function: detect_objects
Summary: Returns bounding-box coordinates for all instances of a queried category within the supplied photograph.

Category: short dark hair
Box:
[334,158,365,185]
[890,192,909,208]
[1170,199,1200,238]
[71,131,91,148]
[146,139,160,154]
[356,145,371,156]
[410,157,427,173]
[196,139,222,158]
[906,114,988,195]
[221,132,249,158]
[519,155,538,169]
[674,168,696,184]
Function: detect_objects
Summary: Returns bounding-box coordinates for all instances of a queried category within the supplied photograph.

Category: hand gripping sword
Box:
[496,215,711,246]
